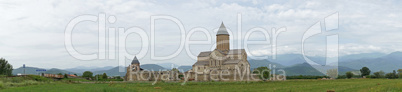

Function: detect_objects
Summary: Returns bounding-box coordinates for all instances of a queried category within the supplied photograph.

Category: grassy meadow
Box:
[1,79,401,92]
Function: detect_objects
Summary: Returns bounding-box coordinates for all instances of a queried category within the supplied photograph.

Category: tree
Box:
[74,74,77,76]
[253,67,270,80]
[393,70,398,78]
[326,69,338,79]
[171,68,179,72]
[115,76,121,79]
[385,70,398,79]
[102,73,108,79]
[385,73,395,79]
[346,72,354,79]
[0,58,13,76]
[398,69,402,79]
[360,67,371,77]
[57,73,63,75]
[373,71,385,78]
[82,71,93,78]
[64,74,68,79]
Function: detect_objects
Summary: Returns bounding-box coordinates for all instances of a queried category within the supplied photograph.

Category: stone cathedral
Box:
[125,22,251,81]
[190,22,250,80]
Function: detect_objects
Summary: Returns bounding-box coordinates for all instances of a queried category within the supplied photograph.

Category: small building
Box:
[125,56,178,81]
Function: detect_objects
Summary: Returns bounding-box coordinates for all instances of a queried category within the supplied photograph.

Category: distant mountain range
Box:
[338,52,386,62]
[249,59,356,76]
[178,66,192,72]
[340,51,402,73]
[282,63,356,76]
[92,66,127,76]
[12,67,78,75]
[11,51,401,76]
[65,66,115,74]
[266,52,387,67]
[266,54,326,66]
[141,64,167,71]
[249,59,285,70]
[157,63,180,69]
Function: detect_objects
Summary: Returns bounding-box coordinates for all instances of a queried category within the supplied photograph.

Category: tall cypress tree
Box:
[0,58,13,76]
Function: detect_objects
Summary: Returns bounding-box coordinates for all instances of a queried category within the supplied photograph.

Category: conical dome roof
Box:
[131,56,140,64]
[216,22,229,36]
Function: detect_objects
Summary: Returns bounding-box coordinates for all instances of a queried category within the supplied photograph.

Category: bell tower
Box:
[130,56,140,71]
[216,22,230,51]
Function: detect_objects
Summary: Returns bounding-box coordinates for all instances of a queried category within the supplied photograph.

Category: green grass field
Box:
[1,79,401,92]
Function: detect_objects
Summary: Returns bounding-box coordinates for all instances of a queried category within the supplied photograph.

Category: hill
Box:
[157,63,179,69]
[12,67,45,75]
[340,51,402,72]
[248,59,285,71]
[283,63,356,76]
[93,64,167,76]
[339,52,386,62]
[177,66,192,72]
[266,54,326,66]
[265,53,386,67]
[45,68,78,75]
[283,63,325,76]
[12,67,77,75]
[93,66,127,77]
[140,64,166,71]
[65,66,114,74]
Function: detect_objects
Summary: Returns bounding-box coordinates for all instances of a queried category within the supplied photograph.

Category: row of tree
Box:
[82,71,122,81]
[345,67,402,79]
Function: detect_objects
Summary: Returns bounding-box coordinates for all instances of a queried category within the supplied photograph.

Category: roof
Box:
[68,74,77,77]
[228,49,245,55]
[215,49,228,55]
[223,59,241,65]
[193,61,209,66]
[198,51,212,57]
[216,22,229,36]
[131,56,140,64]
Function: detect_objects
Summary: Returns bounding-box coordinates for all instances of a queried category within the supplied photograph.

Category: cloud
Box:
[0,0,401,69]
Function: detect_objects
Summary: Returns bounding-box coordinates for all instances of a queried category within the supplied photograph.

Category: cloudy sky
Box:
[0,0,401,69]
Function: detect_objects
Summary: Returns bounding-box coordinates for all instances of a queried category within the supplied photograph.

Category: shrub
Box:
[252,67,270,80]
[337,75,347,79]
[286,75,328,79]
[373,71,385,78]
[27,75,51,82]
[346,72,354,79]
[11,77,24,83]
[385,70,398,79]
[0,82,3,89]
[24,80,39,85]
